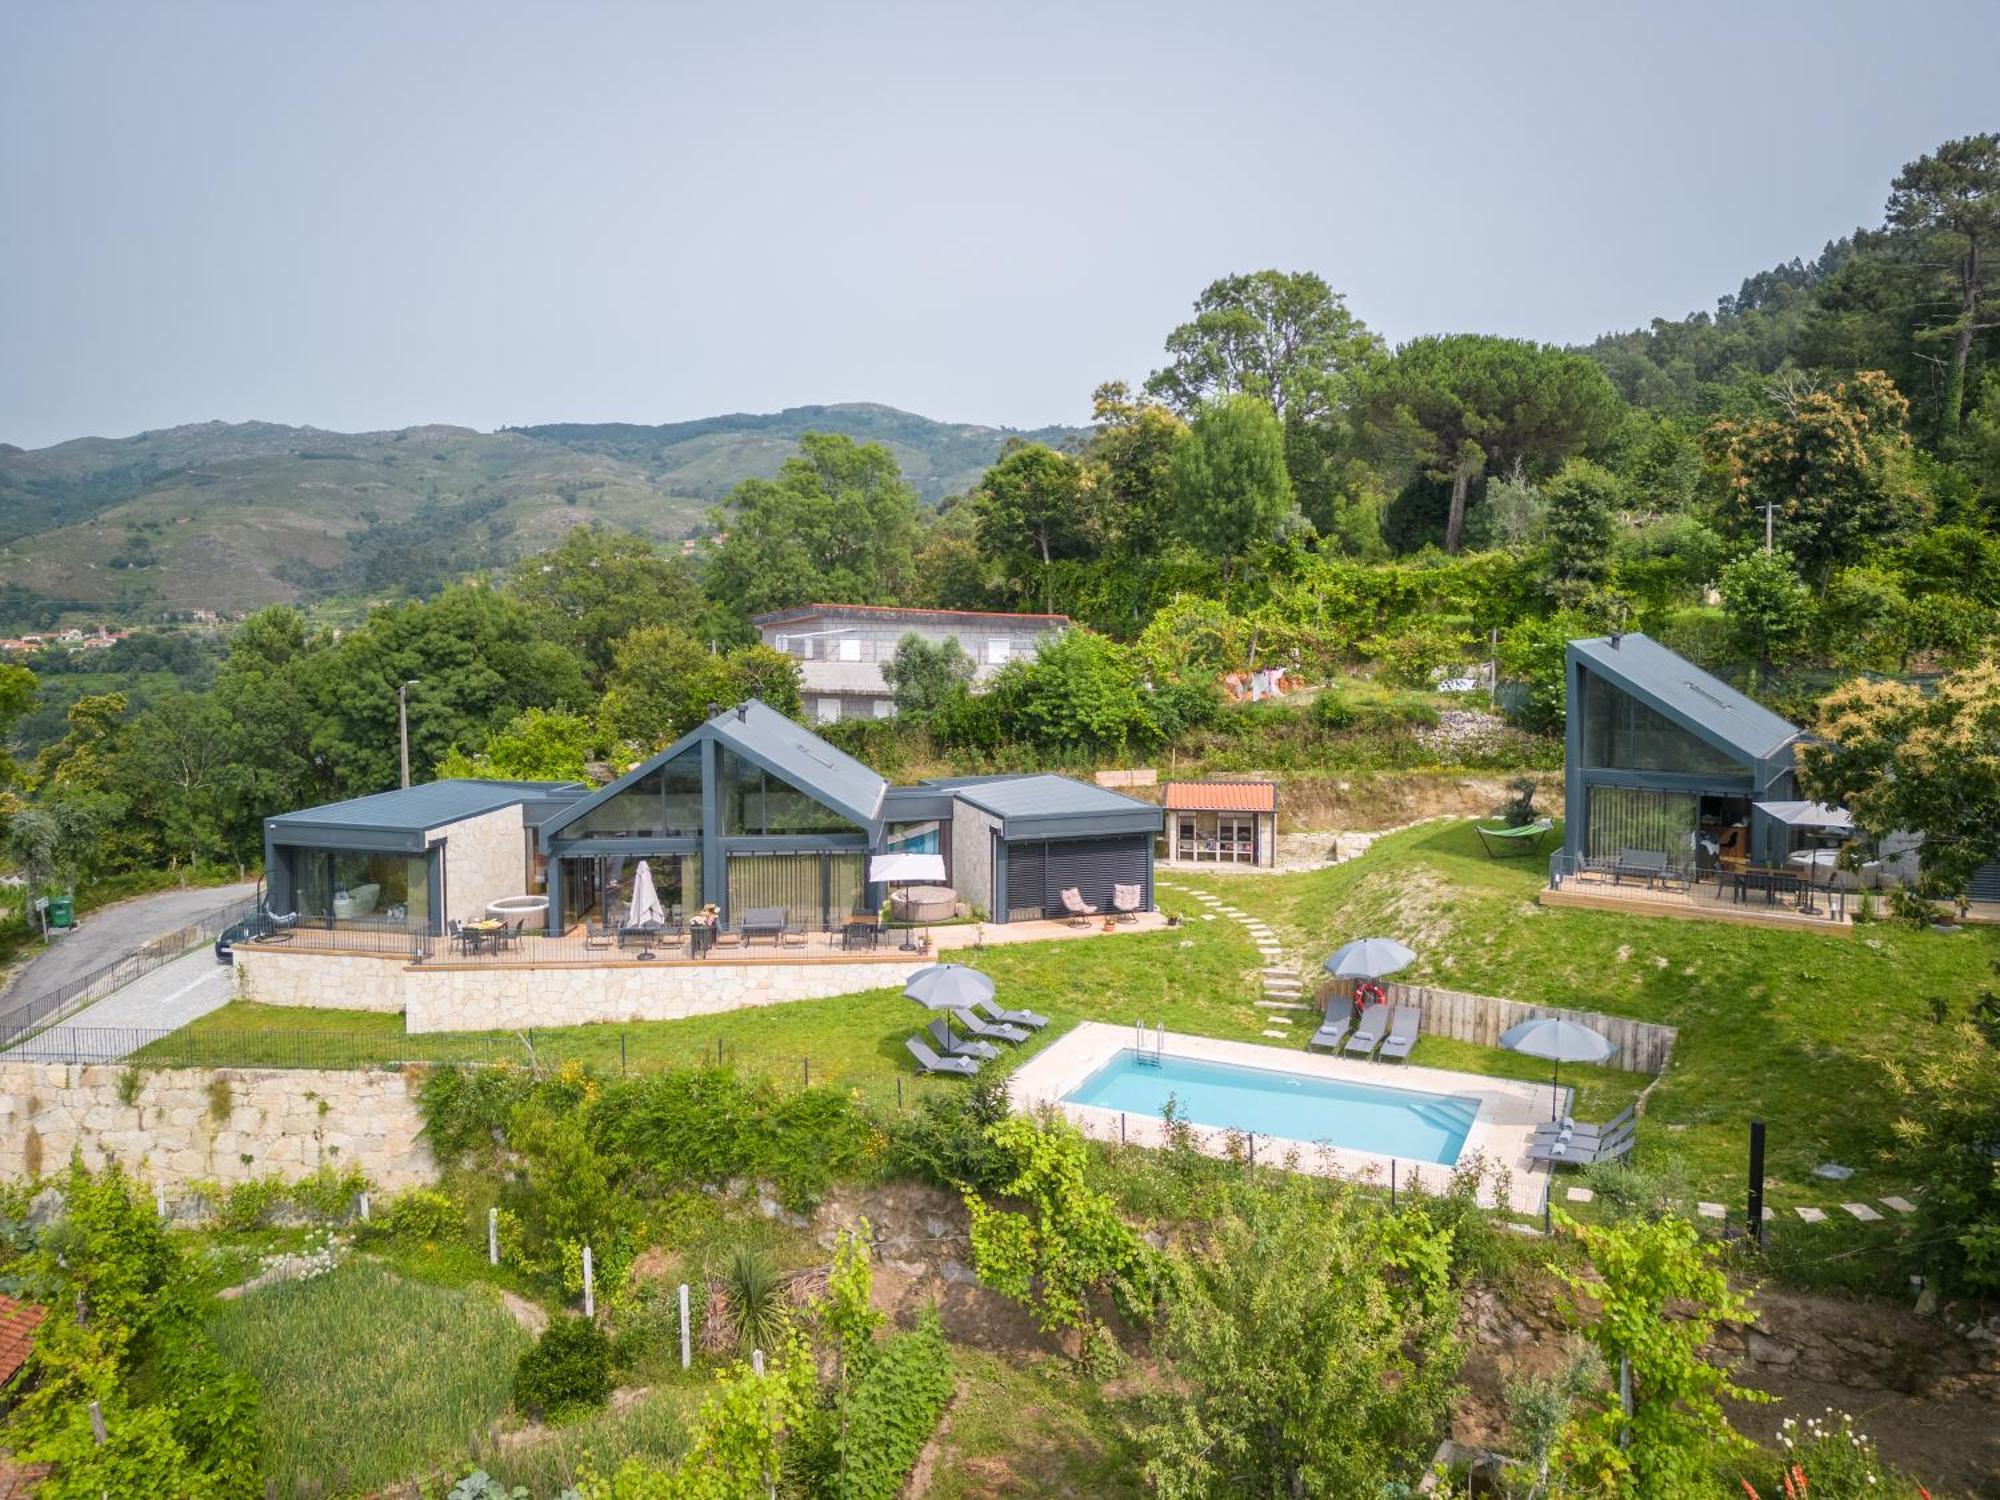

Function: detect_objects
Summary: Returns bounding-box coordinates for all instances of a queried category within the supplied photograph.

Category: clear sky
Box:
[3,0,1995,449]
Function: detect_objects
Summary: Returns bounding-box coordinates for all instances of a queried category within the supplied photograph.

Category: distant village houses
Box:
[753,603,1069,723]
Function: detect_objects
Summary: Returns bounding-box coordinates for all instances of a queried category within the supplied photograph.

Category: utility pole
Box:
[398,679,420,789]
[1761,502,1777,554]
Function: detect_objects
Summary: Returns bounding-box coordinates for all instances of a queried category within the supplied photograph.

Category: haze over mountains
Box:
[0,404,1080,623]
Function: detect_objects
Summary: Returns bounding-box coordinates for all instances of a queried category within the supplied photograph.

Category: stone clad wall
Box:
[404,958,925,1033]
[431,804,529,929]
[236,949,407,1011]
[0,1062,435,1190]
[233,947,925,1034]
[949,802,998,917]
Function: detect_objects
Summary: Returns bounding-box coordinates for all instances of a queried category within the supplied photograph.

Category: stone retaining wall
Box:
[404,958,926,1033]
[234,947,925,1034]
[0,1062,435,1189]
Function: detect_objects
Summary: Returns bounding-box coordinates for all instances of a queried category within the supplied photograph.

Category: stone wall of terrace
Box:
[0,1061,435,1189]
[232,947,926,1034]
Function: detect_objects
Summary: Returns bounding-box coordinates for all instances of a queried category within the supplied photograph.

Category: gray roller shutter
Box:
[1005,835,1150,920]
[1970,862,2000,903]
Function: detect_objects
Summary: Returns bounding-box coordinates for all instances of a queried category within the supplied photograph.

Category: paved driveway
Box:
[5,950,237,1063]
[0,881,258,1008]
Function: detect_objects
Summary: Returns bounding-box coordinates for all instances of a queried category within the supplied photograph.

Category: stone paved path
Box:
[1158,879,1310,1038]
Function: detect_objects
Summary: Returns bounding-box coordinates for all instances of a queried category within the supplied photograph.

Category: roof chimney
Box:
[736,703,749,722]
[1609,631,1623,648]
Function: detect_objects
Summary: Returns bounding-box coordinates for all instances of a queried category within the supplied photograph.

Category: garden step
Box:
[1696,1202,1724,1220]
[1842,1202,1882,1222]
[1565,1187,1595,1203]
[1255,1001,1312,1011]
[1260,1029,1290,1039]
[1881,1195,1916,1214]
[1794,1207,1827,1223]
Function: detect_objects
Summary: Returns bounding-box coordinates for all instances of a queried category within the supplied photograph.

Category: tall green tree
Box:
[1704,370,1927,584]
[971,443,1092,614]
[1542,459,1619,603]
[506,525,706,682]
[1146,270,1381,425]
[1138,1179,1461,1500]
[1357,335,1625,552]
[599,626,800,748]
[704,433,922,625]
[1085,381,1186,553]
[1167,395,1295,582]
[1886,133,2000,437]
[879,632,976,718]
[300,586,588,797]
[1718,548,1814,671]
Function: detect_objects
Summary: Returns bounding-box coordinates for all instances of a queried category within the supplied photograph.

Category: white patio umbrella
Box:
[627,859,667,928]
[870,851,946,952]
[903,963,996,1012]
[1501,1017,1613,1122]
[1321,938,1417,980]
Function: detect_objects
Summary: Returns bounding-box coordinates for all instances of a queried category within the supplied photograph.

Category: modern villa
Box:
[752,603,1069,722]
[248,700,1163,1030]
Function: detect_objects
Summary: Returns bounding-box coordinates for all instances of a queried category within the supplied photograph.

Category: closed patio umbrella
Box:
[627,859,667,928]
[1500,1016,1613,1122]
[904,963,996,1011]
[1321,938,1417,980]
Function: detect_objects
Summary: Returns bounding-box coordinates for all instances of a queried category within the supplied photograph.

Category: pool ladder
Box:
[1133,1020,1166,1067]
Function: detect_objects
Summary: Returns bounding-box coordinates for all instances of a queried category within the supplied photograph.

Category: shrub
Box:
[886,1081,1013,1192]
[1310,690,1357,731]
[376,1186,462,1245]
[1745,1411,1927,1499]
[513,1315,613,1422]
[718,1246,787,1357]
[586,1067,761,1189]
[831,1310,954,1500]
[760,1085,878,1209]
[420,1062,534,1168]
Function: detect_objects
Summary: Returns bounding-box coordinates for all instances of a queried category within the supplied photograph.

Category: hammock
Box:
[1474,818,1554,858]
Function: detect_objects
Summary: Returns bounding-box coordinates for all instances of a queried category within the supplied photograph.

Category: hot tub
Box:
[486,895,551,920]
[889,886,957,922]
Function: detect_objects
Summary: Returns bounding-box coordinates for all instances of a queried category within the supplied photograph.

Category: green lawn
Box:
[207,1258,532,1498]
[148,818,1987,1210]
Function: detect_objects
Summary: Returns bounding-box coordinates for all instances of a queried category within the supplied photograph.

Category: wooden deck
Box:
[1540,881,1853,933]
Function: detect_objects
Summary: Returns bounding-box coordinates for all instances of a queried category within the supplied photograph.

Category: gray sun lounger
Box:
[906,1037,979,1077]
[1528,1123,1635,1169]
[953,1007,1029,1045]
[1308,1010,1352,1051]
[1343,1003,1391,1057]
[928,1017,999,1062]
[1376,1006,1421,1062]
[1532,1103,1637,1145]
[974,996,1048,1030]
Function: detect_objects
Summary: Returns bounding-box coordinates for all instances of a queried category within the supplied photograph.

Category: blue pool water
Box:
[1063,1051,1479,1165]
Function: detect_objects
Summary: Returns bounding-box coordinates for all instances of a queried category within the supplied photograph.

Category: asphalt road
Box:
[5,949,239,1062]
[1,880,260,1010]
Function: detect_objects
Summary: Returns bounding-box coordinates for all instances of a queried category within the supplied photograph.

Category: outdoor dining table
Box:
[459,918,506,955]
[841,914,880,952]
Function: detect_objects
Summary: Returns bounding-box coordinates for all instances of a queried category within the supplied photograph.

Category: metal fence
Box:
[1546,851,1848,924]
[0,893,265,1049]
[242,919,923,966]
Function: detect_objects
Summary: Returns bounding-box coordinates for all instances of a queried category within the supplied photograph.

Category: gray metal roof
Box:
[543,700,888,843]
[268,779,585,839]
[947,774,1164,840]
[1569,633,1801,763]
[710,699,888,826]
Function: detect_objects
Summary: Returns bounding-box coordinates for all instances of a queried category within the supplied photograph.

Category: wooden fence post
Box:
[488,1206,499,1266]
[679,1282,691,1369]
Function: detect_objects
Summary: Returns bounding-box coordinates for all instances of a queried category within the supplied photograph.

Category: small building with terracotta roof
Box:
[0,1294,45,1395]
[1161,780,1278,867]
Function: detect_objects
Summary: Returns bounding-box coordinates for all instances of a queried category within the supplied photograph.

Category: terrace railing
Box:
[1546,851,1847,924]
[240,920,924,966]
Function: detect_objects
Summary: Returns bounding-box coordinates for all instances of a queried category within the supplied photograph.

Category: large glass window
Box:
[1586,786,1699,864]
[1582,676,1746,776]
[726,851,866,929]
[604,853,698,925]
[285,847,428,929]
[885,820,950,882]
[720,750,856,836]
[565,749,704,838]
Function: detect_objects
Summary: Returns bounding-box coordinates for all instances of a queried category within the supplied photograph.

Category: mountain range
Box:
[0,404,1081,625]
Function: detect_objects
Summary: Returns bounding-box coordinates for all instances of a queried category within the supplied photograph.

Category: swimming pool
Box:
[1062,1050,1480,1166]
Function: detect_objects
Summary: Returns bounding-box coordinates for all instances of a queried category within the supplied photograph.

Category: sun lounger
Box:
[953,1007,1028,1045]
[1059,886,1099,925]
[1308,1009,1352,1051]
[928,1017,999,1062]
[973,996,1047,1030]
[1528,1122,1636,1169]
[1532,1103,1637,1145]
[1343,1003,1391,1057]
[1377,1006,1421,1061]
[906,1037,979,1077]
[1111,883,1144,922]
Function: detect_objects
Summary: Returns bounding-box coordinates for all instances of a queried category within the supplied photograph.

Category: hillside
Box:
[0,405,1079,626]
